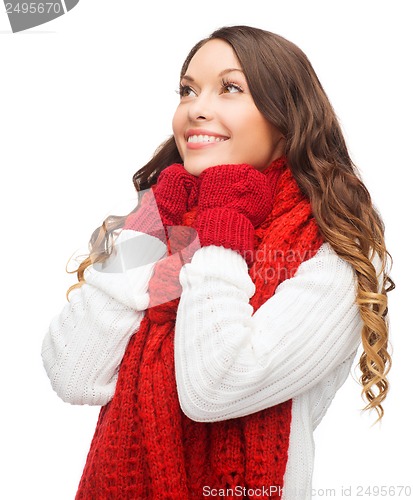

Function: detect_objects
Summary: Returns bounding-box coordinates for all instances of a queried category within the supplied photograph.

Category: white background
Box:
[1,1,411,499]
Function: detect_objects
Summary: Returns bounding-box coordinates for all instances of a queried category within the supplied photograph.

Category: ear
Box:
[272,133,286,158]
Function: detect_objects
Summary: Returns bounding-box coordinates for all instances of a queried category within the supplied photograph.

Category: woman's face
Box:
[172,39,285,177]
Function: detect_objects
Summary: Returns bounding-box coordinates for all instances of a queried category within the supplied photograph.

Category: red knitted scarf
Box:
[76,158,323,499]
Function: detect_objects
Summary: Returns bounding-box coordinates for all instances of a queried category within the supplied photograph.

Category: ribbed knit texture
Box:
[75,157,324,499]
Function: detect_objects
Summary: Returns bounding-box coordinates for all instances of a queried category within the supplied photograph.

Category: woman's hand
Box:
[194,163,274,265]
[154,164,200,225]
[124,164,200,241]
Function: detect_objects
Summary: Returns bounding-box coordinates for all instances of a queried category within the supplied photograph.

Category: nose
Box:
[187,91,215,122]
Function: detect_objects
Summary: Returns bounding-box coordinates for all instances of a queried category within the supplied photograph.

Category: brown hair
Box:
[68,25,394,421]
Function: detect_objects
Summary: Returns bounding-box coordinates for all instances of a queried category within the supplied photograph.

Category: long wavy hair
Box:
[68,25,394,421]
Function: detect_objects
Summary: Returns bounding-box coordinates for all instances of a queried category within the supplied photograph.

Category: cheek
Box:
[248,115,277,152]
[230,107,281,168]
[230,105,268,142]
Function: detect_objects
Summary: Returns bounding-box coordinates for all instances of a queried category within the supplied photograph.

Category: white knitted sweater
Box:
[42,230,364,500]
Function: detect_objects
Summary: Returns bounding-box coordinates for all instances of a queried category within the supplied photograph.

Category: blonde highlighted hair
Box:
[68,26,394,421]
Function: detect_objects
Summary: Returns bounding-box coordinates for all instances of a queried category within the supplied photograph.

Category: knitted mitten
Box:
[195,164,273,265]
[123,164,200,243]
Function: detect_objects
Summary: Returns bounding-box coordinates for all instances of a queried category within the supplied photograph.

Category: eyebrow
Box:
[181,68,245,82]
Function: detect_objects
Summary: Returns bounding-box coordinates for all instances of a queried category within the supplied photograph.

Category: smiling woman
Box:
[172,40,285,175]
[41,25,394,500]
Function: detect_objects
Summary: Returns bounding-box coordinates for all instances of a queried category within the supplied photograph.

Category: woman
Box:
[42,25,393,499]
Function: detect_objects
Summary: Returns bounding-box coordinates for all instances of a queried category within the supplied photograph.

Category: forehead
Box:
[185,39,242,76]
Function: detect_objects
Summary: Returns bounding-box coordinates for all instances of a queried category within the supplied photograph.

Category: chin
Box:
[183,157,216,177]
[183,161,208,177]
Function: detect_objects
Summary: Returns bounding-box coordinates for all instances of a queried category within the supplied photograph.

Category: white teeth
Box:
[187,135,226,143]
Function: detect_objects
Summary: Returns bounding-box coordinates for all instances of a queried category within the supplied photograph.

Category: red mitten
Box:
[195,164,274,265]
[123,164,200,243]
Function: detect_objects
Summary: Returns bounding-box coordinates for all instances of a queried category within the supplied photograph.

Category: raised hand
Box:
[194,163,274,265]
[124,164,200,242]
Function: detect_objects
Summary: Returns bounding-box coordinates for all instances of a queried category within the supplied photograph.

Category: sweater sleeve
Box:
[174,242,362,422]
[41,230,166,406]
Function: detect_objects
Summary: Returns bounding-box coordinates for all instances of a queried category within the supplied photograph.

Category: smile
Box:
[187,135,228,143]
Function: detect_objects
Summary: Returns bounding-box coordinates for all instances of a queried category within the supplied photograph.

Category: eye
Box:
[178,84,196,98]
[221,79,244,94]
